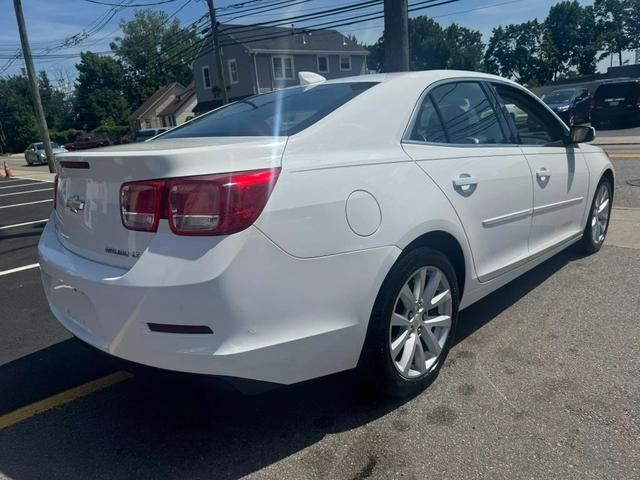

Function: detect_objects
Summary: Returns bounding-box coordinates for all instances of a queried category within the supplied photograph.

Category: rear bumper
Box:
[592,109,640,125]
[38,214,400,384]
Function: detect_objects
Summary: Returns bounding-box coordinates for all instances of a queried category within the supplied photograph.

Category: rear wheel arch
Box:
[601,169,614,197]
[400,231,467,301]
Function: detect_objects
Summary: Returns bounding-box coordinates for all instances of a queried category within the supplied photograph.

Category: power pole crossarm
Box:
[383,0,410,73]
[13,0,56,173]
[205,0,229,105]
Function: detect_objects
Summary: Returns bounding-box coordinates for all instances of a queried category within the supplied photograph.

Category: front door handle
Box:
[536,168,552,179]
[453,175,478,187]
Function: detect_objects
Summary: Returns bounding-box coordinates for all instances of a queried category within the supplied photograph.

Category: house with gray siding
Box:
[192,24,369,114]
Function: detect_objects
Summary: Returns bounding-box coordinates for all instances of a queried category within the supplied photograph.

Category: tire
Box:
[577,177,613,255]
[356,247,459,398]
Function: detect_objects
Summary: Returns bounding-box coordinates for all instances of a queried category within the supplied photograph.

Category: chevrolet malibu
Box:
[39,71,614,397]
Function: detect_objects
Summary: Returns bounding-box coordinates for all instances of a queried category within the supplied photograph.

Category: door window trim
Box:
[402,78,512,148]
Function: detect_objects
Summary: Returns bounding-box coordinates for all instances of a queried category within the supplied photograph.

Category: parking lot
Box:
[1,133,639,479]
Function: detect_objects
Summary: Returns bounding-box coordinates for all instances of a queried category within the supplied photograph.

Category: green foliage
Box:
[594,0,632,66]
[49,128,85,145]
[366,16,484,72]
[484,20,551,87]
[92,119,128,138]
[75,52,130,130]
[0,75,39,153]
[110,9,199,108]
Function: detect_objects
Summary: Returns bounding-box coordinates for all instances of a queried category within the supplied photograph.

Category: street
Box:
[1,131,639,480]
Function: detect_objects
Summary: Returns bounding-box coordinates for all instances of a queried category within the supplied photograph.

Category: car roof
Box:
[322,70,520,87]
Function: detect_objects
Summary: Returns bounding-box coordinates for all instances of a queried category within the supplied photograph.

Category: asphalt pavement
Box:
[0,127,639,480]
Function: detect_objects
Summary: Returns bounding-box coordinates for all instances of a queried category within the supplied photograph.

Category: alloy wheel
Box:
[388,266,452,379]
[591,184,611,246]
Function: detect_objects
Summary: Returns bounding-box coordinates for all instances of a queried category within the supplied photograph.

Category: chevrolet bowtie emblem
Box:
[66,195,85,213]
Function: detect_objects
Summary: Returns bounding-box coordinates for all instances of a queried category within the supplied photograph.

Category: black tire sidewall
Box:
[358,247,460,398]
[581,178,613,254]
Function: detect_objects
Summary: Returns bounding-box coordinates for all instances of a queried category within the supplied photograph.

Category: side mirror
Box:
[569,125,595,144]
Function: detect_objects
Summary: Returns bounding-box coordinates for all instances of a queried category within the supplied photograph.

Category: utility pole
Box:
[383,0,409,72]
[205,0,229,105]
[13,0,55,173]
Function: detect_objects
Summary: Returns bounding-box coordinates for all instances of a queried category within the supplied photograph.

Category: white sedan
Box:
[39,71,614,397]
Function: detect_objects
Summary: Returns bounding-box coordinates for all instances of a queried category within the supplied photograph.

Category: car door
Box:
[575,89,590,121]
[402,80,534,282]
[25,144,33,163]
[491,83,590,254]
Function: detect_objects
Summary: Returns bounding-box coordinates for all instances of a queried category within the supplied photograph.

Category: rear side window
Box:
[161,82,377,138]
[409,95,447,143]
[595,82,639,100]
[429,82,507,145]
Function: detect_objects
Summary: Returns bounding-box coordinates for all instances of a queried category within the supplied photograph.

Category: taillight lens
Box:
[119,168,280,236]
[53,175,58,209]
[120,180,165,232]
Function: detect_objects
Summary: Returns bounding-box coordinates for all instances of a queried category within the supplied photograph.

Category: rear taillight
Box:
[119,168,280,236]
[53,175,58,209]
[636,96,640,108]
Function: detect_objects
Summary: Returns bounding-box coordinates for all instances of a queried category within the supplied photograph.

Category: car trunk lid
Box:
[53,137,286,268]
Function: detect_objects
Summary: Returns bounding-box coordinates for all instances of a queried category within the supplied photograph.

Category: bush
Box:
[50,129,85,146]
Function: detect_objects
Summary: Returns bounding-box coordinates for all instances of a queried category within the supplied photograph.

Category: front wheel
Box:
[578,178,612,254]
[357,247,459,398]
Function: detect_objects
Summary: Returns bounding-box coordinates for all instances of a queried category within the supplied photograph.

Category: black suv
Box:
[592,80,640,129]
[542,87,591,126]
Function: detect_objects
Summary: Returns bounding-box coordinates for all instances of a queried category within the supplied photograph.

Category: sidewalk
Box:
[592,135,640,146]
[606,207,640,250]
[2,154,55,182]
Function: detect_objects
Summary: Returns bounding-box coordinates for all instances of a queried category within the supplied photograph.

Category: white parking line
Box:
[0,263,40,277]
[0,178,33,184]
[14,176,54,183]
[0,219,48,230]
[0,199,53,209]
[0,182,45,190]
[0,188,52,197]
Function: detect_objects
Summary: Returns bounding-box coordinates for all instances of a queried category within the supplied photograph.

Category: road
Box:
[0,132,638,479]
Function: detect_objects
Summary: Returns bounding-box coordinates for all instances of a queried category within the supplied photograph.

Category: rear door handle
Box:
[453,176,478,187]
[536,168,551,179]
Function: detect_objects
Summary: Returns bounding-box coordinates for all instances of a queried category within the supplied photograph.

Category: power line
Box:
[81,0,178,6]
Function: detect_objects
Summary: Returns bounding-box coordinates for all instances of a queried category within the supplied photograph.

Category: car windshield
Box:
[161,82,378,138]
[595,82,639,99]
[543,90,575,103]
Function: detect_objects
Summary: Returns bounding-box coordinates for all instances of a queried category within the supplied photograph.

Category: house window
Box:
[202,66,211,89]
[340,55,351,71]
[162,117,167,128]
[228,59,239,84]
[272,55,294,80]
[317,55,329,73]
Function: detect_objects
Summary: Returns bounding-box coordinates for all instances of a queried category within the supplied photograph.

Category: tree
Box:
[594,0,631,66]
[366,16,484,72]
[624,0,640,51]
[0,76,39,152]
[543,1,583,80]
[571,5,603,75]
[38,71,72,131]
[485,20,551,87]
[75,52,129,130]
[110,9,199,108]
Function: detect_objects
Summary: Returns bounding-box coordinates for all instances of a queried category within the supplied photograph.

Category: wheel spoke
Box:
[598,197,609,214]
[391,330,410,358]
[398,334,418,374]
[423,270,442,305]
[391,313,411,327]
[421,329,442,356]
[399,284,415,307]
[430,289,451,308]
[413,338,428,373]
[413,268,426,301]
[422,314,451,329]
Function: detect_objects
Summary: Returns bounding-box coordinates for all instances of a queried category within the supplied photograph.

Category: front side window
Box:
[340,55,351,71]
[272,56,294,80]
[317,55,329,73]
[228,59,238,84]
[494,84,566,145]
[202,66,211,89]
[429,82,507,145]
[161,82,377,138]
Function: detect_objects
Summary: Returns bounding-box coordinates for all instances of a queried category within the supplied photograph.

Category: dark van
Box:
[591,81,640,129]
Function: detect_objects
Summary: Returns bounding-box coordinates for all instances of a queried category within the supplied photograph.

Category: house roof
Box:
[219,24,369,54]
[158,83,196,117]
[128,82,185,122]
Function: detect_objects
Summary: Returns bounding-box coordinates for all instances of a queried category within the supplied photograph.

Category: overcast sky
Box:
[0,0,634,85]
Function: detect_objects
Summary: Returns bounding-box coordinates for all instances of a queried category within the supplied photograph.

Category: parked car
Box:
[40,71,614,398]
[64,134,112,151]
[24,142,67,165]
[134,128,168,142]
[542,87,591,126]
[591,80,640,129]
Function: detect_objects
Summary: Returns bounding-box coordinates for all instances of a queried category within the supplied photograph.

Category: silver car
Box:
[24,142,67,165]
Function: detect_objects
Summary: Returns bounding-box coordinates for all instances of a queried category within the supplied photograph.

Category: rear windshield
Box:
[161,82,377,138]
[595,82,639,99]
